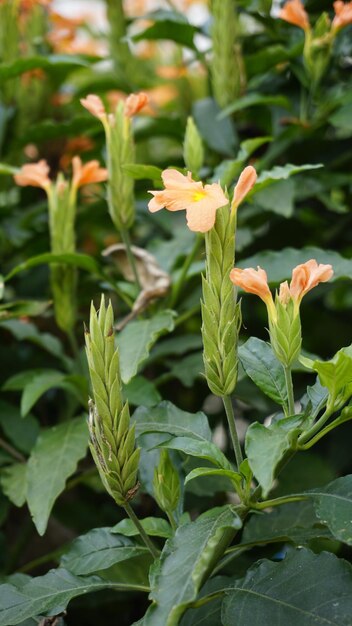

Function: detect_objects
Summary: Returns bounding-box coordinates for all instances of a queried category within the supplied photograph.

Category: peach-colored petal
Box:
[279,280,291,305]
[332,1,352,29]
[80,94,106,120]
[230,266,271,300]
[14,160,51,190]
[290,259,333,301]
[148,169,227,232]
[124,92,149,118]
[279,0,310,30]
[71,156,108,189]
[232,166,257,209]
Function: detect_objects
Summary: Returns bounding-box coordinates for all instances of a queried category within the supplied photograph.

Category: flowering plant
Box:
[0,1,351,625]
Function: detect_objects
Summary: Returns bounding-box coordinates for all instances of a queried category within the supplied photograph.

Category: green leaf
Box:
[0,568,148,626]
[222,548,352,625]
[245,416,303,496]
[0,401,39,453]
[253,178,295,217]
[310,475,352,545]
[0,319,69,366]
[122,164,162,184]
[134,401,211,442]
[60,528,148,575]
[123,376,161,407]
[3,370,87,417]
[143,506,242,625]
[302,346,352,404]
[165,352,203,387]
[251,164,323,195]
[0,54,90,82]
[193,98,238,156]
[239,501,331,549]
[239,338,288,408]
[112,517,172,539]
[0,300,51,321]
[220,93,291,118]
[26,418,88,535]
[185,468,242,491]
[132,11,197,49]
[4,253,102,283]
[0,464,27,507]
[330,103,352,131]
[117,311,176,383]
[0,163,18,175]
[157,437,233,471]
[238,246,352,282]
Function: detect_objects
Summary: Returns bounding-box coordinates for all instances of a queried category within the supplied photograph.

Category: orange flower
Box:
[289,259,333,302]
[279,0,310,30]
[14,160,51,190]
[232,166,257,210]
[278,280,291,305]
[148,169,227,233]
[124,92,149,117]
[80,94,107,121]
[332,1,352,29]
[71,156,108,189]
[230,265,275,310]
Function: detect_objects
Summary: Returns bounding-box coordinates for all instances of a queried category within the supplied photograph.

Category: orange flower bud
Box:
[71,156,108,189]
[148,169,227,233]
[124,92,149,118]
[80,94,107,121]
[279,0,310,30]
[332,1,352,30]
[231,166,257,210]
[279,280,291,305]
[230,266,276,319]
[14,160,51,190]
[289,259,333,302]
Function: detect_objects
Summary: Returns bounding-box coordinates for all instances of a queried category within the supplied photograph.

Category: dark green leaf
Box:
[193,98,238,156]
[222,548,352,625]
[134,401,211,442]
[310,475,352,545]
[60,528,148,575]
[0,55,89,81]
[239,338,288,407]
[26,418,88,535]
[123,376,161,407]
[220,93,291,118]
[0,464,27,507]
[5,253,102,282]
[143,506,242,625]
[112,517,172,539]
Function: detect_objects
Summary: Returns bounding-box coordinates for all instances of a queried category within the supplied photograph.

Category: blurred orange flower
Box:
[148,169,227,233]
[14,160,51,190]
[81,92,148,121]
[332,0,352,29]
[232,166,257,210]
[289,260,333,302]
[124,92,149,117]
[80,94,107,121]
[279,0,310,30]
[71,156,108,189]
[60,137,95,170]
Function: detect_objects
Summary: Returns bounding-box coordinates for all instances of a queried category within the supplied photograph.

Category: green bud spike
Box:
[85,296,140,507]
[183,116,204,177]
[211,0,244,109]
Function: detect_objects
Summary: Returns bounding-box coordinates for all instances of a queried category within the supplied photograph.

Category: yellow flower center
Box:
[192,191,206,202]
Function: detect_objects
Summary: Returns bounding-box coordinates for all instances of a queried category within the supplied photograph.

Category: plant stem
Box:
[284,365,295,415]
[252,494,308,510]
[298,406,333,445]
[166,511,178,532]
[169,233,203,308]
[120,227,141,290]
[124,502,159,559]
[299,412,350,449]
[19,546,65,573]
[222,395,243,469]
[0,437,25,462]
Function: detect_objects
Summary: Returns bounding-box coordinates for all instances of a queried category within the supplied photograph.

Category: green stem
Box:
[299,413,351,450]
[124,502,159,559]
[68,329,79,360]
[166,511,178,532]
[222,395,243,469]
[169,233,203,308]
[120,227,141,290]
[284,365,295,416]
[0,437,25,462]
[251,494,308,510]
[298,406,333,445]
[19,546,65,573]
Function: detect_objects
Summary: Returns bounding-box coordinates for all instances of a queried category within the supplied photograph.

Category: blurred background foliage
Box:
[0,0,351,624]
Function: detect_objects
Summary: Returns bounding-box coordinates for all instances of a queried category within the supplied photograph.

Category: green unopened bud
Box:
[183,116,204,177]
[106,102,135,231]
[85,295,140,506]
[201,204,240,396]
[211,0,244,108]
[303,13,333,86]
[153,450,180,514]
[269,297,302,368]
